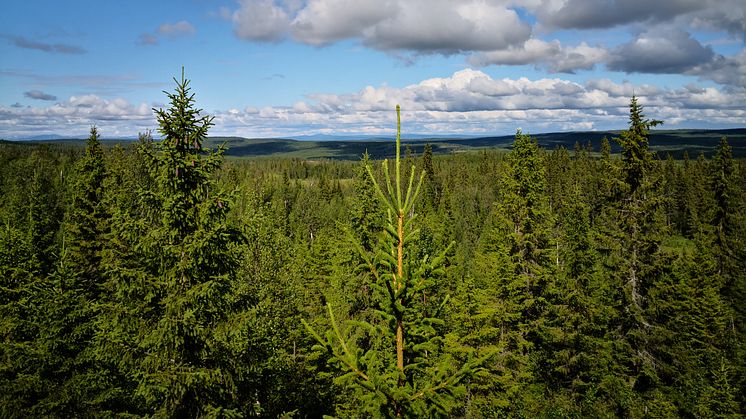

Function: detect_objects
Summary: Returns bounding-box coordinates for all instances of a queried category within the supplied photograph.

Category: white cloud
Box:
[208,69,746,136]
[230,0,531,53]
[231,0,290,42]
[3,70,745,138]
[290,0,395,45]
[686,48,746,87]
[0,95,154,138]
[470,39,608,73]
[222,0,745,86]
[607,28,715,73]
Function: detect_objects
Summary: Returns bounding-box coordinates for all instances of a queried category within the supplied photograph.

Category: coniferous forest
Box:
[1,74,745,418]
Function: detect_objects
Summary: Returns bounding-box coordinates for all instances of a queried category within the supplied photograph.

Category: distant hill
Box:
[5,128,746,160]
[208,128,746,160]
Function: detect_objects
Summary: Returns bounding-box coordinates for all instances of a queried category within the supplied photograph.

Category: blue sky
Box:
[1,0,744,138]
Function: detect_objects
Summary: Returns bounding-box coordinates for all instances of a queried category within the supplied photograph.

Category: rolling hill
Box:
[4,128,746,160]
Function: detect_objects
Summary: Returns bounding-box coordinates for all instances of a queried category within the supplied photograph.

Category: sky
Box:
[1,0,745,139]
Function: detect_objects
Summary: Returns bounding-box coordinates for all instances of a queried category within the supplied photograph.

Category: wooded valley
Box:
[1,75,744,418]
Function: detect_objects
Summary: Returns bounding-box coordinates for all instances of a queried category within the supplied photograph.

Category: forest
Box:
[1,74,744,418]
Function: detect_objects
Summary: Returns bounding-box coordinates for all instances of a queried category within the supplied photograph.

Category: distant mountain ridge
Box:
[4,128,745,160]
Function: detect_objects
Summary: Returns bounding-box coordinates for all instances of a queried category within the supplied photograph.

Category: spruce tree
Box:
[304,106,481,417]
[96,69,242,416]
[26,151,63,277]
[710,136,746,407]
[468,130,556,414]
[599,96,672,412]
[351,151,382,252]
[65,125,107,287]
[31,126,110,415]
[421,143,440,210]
[0,222,45,415]
[0,148,63,415]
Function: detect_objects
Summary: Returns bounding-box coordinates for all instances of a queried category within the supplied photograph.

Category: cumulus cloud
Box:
[231,0,291,42]
[529,0,708,30]
[686,48,746,86]
[3,70,745,138]
[221,0,744,86]
[208,70,746,135]
[229,0,531,53]
[24,90,57,101]
[688,0,746,40]
[470,39,609,73]
[0,95,154,138]
[607,28,715,73]
[469,28,744,87]
[6,35,86,54]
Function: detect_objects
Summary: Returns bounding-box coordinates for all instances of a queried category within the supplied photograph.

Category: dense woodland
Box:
[1,74,745,418]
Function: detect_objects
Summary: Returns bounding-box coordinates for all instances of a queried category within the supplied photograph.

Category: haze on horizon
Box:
[1,0,745,139]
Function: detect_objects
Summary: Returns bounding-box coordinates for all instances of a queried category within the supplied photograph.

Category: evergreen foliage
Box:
[304,106,481,417]
[1,86,744,417]
[95,69,243,416]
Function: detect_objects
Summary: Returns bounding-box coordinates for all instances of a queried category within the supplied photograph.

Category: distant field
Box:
[5,128,746,160]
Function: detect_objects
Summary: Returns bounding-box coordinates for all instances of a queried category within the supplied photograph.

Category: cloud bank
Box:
[229,0,532,53]
[225,0,745,85]
[3,70,744,138]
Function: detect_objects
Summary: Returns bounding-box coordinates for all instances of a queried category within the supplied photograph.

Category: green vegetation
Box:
[5,127,746,161]
[1,75,745,417]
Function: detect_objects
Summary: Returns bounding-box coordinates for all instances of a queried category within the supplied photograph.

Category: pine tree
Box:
[304,106,481,417]
[351,151,381,252]
[710,136,746,408]
[96,69,242,416]
[31,126,111,415]
[468,130,556,414]
[652,240,738,416]
[0,148,64,415]
[599,96,672,412]
[421,143,440,210]
[65,126,107,287]
[26,150,63,277]
[617,96,662,193]
[0,222,45,415]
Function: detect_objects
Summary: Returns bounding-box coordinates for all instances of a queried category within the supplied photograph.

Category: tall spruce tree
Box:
[600,96,672,413]
[467,130,556,415]
[710,136,746,407]
[31,126,110,415]
[65,126,107,286]
[95,70,242,416]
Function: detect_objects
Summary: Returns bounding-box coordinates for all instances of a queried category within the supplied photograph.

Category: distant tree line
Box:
[1,74,744,417]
